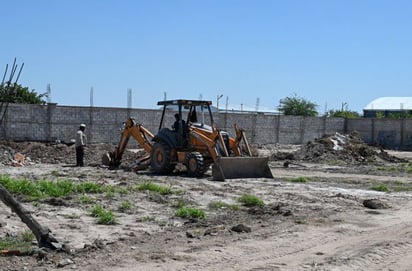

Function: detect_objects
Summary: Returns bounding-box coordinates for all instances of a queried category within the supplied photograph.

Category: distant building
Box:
[363,97,412,118]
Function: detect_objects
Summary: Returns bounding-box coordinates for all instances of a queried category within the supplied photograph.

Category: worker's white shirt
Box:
[76,130,86,147]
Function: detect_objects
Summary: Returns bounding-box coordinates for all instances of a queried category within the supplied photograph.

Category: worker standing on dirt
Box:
[75,124,87,167]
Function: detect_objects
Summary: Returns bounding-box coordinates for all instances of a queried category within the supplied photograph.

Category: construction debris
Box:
[0,140,138,166]
[271,132,408,164]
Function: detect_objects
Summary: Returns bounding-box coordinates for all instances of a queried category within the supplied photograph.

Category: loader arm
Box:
[188,125,222,163]
[104,118,154,168]
[231,124,253,156]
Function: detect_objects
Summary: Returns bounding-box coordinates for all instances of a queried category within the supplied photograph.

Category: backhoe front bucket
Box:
[212,157,273,181]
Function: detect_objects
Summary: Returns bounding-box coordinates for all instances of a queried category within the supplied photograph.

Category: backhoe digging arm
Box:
[103,118,154,168]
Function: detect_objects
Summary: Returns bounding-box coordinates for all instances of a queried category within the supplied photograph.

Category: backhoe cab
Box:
[104,99,273,181]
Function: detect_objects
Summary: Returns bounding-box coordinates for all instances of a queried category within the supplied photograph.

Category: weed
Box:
[238,194,265,207]
[171,198,187,208]
[295,219,307,224]
[75,182,104,193]
[0,176,107,200]
[78,195,95,204]
[288,177,308,183]
[209,201,240,210]
[118,201,132,212]
[175,206,206,219]
[136,181,172,195]
[90,205,116,225]
[0,231,36,254]
[371,184,389,192]
[105,191,115,199]
[158,220,168,227]
[20,231,35,243]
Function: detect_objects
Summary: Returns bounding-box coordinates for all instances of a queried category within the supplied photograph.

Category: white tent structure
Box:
[364,97,412,117]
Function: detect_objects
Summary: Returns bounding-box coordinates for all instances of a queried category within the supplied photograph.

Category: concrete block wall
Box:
[2,103,412,150]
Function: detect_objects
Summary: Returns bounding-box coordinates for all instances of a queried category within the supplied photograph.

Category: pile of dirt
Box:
[0,140,140,167]
[271,132,408,164]
[1,132,407,168]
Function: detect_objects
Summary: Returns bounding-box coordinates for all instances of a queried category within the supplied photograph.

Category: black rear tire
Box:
[150,142,174,174]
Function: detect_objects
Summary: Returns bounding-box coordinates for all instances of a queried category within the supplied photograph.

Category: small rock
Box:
[186,231,195,238]
[231,224,251,233]
[57,258,74,268]
[363,199,390,209]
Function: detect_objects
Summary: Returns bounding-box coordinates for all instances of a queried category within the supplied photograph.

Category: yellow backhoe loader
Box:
[103,99,273,181]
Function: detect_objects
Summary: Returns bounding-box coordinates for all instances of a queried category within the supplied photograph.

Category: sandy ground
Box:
[1,146,412,271]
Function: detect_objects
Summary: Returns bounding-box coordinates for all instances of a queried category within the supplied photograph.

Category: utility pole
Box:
[217,94,223,111]
[47,84,51,103]
[255,97,260,112]
[90,87,94,107]
[127,88,132,109]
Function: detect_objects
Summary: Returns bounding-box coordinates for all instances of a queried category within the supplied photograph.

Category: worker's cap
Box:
[80,124,86,128]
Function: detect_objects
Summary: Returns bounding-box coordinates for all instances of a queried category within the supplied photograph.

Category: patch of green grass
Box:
[171,198,187,209]
[0,176,108,200]
[90,205,116,225]
[136,181,172,195]
[75,182,105,193]
[38,179,74,197]
[78,195,95,204]
[392,181,412,192]
[371,184,389,192]
[105,191,115,199]
[175,207,206,219]
[20,231,35,243]
[118,201,132,212]
[295,219,307,224]
[406,166,412,173]
[209,201,240,211]
[288,177,308,183]
[237,194,265,207]
[393,186,412,192]
[0,231,36,254]
[117,187,129,195]
[0,177,42,198]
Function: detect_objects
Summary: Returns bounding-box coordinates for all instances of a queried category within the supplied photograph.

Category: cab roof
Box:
[157,99,212,106]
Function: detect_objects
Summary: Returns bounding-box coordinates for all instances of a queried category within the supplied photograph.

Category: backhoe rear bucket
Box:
[212,157,273,181]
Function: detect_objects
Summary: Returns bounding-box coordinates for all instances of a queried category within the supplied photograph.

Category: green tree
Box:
[0,83,47,104]
[278,94,318,116]
[328,103,361,118]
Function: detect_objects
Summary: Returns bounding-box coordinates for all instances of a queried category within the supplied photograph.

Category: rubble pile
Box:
[272,132,408,164]
[0,141,139,167]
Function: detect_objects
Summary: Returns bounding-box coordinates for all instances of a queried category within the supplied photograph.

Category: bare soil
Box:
[1,135,412,271]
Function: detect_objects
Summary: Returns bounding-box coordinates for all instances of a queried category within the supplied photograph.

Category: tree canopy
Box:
[327,102,361,118]
[278,94,318,116]
[0,83,47,105]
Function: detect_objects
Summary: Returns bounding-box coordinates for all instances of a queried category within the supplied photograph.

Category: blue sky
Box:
[2,0,412,114]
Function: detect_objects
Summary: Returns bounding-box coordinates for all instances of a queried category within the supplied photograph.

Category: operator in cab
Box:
[173,113,185,132]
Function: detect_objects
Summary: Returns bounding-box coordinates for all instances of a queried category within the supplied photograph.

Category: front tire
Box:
[185,152,205,177]
[150,142,174,174]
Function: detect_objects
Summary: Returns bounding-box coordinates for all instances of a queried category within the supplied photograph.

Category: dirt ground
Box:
[1,134,412,271]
